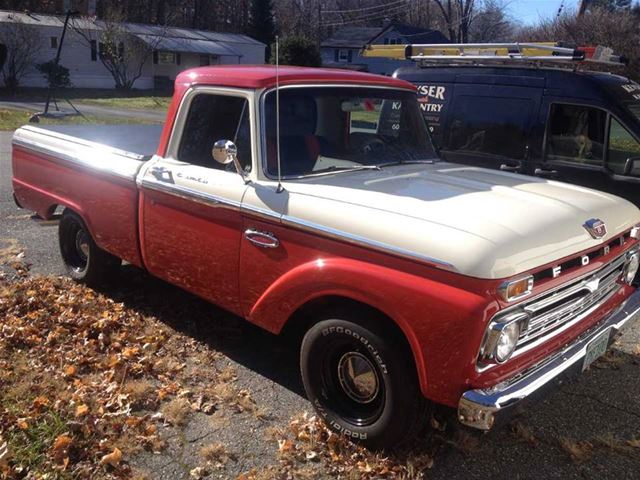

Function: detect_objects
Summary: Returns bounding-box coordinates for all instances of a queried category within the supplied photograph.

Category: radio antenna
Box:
[275,35,284,193]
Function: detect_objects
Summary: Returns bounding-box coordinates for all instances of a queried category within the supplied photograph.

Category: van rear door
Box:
[439,76,543,174]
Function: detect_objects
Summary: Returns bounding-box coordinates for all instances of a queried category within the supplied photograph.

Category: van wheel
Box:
[58,210,121,285]
[300,317,428,449]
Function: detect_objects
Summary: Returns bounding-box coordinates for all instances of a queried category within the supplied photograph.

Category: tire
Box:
[300,316,428,449]
[58,210,121,286]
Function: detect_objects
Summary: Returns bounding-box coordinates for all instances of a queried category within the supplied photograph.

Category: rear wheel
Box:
[300,316,428,449]
[58,210,121,285]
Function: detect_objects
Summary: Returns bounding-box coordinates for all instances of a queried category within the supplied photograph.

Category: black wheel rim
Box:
[319,339,385,427]
[62,221,89,273]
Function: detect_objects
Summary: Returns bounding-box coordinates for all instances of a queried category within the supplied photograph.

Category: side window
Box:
[446,96,532,160]
[178,94,252,172]
[546,104,606,167]
[608,117,640,176]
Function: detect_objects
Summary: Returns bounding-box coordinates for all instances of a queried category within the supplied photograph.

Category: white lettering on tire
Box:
[321,326,388,374]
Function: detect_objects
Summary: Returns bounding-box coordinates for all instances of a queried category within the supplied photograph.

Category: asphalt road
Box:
[2,130,640,479]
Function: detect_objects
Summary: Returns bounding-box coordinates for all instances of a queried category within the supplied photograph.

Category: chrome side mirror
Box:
[212,139,247,180]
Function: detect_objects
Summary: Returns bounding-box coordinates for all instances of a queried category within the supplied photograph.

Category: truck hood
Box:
[282,163,640,279]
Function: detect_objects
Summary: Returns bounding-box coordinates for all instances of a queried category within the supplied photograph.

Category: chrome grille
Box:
[515,254,627,351]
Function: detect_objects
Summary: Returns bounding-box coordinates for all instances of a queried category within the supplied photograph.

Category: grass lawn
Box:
[0,108,160,131]
[1,87,172,111]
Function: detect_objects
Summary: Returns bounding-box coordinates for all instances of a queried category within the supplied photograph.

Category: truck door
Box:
[439,82,542,174]
[138,90,253,315]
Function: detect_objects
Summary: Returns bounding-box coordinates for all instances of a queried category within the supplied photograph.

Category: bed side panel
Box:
[11,128,144,267]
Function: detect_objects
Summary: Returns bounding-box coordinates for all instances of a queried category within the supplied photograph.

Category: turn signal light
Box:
[498,276,534,302]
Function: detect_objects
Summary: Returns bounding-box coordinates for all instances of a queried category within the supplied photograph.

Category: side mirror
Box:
[212,139,247,180]
[623,156,640,176]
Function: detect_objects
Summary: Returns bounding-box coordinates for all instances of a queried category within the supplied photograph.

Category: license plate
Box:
[582,329,610,371]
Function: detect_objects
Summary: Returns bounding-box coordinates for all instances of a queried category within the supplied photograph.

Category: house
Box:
[0,10,266,90]
[321,22,449,75]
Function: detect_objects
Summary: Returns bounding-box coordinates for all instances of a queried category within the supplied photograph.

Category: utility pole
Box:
[43,9,78,116]
[317,2,322,50]
[577,0,589,17]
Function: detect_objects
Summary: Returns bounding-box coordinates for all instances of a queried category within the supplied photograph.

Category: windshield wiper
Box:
[379,159,436,168]
[299,165,382,178]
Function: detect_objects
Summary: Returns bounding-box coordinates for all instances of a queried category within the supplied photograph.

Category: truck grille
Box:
[514,253,627,353]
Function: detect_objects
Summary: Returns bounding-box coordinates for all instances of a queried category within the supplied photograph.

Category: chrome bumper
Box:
[458,288,640,430]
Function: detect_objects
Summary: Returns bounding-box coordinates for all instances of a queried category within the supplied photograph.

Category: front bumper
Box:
[458,287,640,430]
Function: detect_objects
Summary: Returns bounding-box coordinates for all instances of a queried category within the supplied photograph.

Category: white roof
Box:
[0,10,265,53]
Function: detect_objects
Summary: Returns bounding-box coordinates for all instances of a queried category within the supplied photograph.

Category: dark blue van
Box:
[394,66,640,205]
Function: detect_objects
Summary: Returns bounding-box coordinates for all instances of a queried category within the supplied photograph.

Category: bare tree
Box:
[470,0,514,42]
[72,6,165,90]
[432,0,477,42]
[0,18,41,90]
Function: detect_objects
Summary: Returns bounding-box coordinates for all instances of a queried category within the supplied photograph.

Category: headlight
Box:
[479,312,528,364]
[623,250,639,285]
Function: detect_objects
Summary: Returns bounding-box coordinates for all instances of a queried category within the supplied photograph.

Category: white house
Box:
[0,10,266,90]
[321,22,449,75]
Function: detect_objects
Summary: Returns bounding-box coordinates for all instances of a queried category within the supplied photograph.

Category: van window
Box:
[178,94,252,172]
[446,96,531,160]
[546,104,606,167]
[608,117,640,176]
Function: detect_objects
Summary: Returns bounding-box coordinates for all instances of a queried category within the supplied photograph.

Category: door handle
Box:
[244,229,280,249]
[500,164,520,172]
[534,168,559,177]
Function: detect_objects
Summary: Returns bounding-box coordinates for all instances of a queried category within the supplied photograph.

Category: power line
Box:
[322,0,407,15]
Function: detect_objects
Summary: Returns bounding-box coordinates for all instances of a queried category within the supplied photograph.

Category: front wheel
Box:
[300,317,428,449]
[59,210,121,286]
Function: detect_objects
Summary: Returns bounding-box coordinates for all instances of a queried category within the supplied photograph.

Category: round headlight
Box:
[623,251,639,285]
[495,321,521,363]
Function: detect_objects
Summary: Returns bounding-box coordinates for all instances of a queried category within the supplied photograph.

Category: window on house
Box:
[545,104,606,167]
[90,40,97,61]
[157,51,176,64]
[178,94,252,172]
[50,37,58,49]
[383,39,389,45]
[338,49,351,62]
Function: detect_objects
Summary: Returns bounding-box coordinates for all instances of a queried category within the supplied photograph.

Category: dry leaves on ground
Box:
[0,275,242,479]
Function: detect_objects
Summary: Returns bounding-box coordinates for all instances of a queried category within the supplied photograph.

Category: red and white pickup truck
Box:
[11,66,640,448]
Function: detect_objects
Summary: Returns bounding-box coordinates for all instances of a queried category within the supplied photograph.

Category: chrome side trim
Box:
[140,177,241,211]
[459,287,640,430]
[281,214,457,272]
[240,203,281,221]
[12,128,144,181]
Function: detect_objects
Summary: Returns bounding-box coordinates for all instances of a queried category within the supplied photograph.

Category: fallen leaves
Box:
[559,437,593,464]
[100,447,123,467]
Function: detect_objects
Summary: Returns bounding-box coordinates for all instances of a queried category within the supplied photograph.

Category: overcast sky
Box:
[507,0,580,25]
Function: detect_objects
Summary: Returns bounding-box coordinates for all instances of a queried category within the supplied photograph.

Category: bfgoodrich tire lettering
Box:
[301,317,428,449]
[58,210,121,286]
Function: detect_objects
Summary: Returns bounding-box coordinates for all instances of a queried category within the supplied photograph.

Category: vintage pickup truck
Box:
[11,66,640,448]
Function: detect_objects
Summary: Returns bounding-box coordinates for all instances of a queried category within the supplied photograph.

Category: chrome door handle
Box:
[500,163,520,172]
[244,229,279,248]
[534,168,559,177]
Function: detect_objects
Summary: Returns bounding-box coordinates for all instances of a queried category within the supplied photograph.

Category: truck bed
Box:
[11,124,163,269]
[28,125,163,158]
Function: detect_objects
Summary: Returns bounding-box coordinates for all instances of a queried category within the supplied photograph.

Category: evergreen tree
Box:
[247,0,276,60]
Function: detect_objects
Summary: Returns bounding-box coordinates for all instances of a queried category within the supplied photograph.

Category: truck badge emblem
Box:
[583,218,607,239]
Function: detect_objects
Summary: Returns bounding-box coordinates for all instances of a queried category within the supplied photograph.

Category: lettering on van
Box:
[621,83,640,100]
[417,85,447,113]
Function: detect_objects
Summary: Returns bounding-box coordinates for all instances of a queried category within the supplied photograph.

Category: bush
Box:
[36,61,71,89]
[269,36,321,67]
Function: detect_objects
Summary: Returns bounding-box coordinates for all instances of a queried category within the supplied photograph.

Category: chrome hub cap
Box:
[75,230,90,261]
[337,352,379,404]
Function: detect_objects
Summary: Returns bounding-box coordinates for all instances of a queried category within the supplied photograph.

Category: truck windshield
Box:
[263,87,436,178]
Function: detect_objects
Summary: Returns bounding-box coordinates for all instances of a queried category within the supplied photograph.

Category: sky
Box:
[507,0,581,25]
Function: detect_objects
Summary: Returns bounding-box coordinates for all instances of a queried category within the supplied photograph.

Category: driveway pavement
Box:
[1,130,639,479]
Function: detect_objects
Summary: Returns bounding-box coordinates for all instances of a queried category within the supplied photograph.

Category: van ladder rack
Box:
[362,42,628,68]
